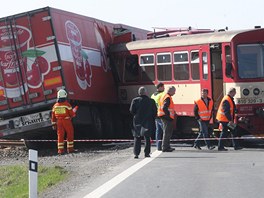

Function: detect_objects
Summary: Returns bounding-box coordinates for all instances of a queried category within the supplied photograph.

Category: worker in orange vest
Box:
[216,87,243,151]
[157,86,176,152]
[51,89,77,155]
[193,88,215,150]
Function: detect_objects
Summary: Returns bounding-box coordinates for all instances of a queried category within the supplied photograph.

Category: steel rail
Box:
[0,139,26,147]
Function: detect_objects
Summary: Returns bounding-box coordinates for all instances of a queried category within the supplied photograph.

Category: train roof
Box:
[110,28,264,52]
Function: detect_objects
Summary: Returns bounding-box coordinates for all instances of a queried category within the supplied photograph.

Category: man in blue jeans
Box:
[151,83,165,150]
[193,89,215,150]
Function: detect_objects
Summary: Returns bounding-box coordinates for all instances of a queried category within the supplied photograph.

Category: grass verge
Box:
[0,164,68,198]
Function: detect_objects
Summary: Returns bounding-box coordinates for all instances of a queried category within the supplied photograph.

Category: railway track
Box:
[0,139,26,147]
[0,139,134,150]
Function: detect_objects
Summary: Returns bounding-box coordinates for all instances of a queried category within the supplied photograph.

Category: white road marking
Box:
[83,150,162,198]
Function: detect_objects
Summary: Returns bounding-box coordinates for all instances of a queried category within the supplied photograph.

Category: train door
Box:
[210,44,223,109]
[199,44,223,109]
[199,45,213,98]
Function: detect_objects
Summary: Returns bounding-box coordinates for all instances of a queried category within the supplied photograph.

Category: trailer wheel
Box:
[101,108,114,138]
[90,107,103,138]
[118,114,133,139]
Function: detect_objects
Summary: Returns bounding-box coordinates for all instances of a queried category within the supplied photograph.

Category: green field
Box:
[0,164,68,198]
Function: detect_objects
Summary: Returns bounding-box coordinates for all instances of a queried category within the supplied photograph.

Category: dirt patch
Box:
[0,144,134,198]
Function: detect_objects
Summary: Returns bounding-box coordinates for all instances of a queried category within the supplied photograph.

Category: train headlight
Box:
[242,88,250,96]
[253,88,260,95]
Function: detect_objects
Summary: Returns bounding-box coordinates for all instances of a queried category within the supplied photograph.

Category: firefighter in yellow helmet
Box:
[51,89,77,155]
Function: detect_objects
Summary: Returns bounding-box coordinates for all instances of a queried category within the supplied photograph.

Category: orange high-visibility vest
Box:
[195,98,213,121]
[216,95,234,122]
[157,93,175,119]
[51,101,75,124]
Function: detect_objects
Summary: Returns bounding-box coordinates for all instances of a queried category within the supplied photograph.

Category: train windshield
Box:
[237,44,264,79]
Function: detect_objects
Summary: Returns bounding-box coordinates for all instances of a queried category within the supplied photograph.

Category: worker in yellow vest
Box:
[216,87,243,151]
[157,86,176,152]
[193,88,215,150]
[151,82,165,151]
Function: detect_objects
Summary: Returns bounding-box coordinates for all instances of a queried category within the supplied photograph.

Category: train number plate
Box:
[237,98,263,104]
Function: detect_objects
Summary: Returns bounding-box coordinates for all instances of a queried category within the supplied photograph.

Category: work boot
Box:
[234,146,243,150]
[194,145,202,150]
[162,148,174,152]
[218,147,228,151]
[145,154,151,157]
[208,146,215,150]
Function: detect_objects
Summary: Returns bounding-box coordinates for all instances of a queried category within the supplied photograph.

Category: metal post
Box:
[29,149,38,198]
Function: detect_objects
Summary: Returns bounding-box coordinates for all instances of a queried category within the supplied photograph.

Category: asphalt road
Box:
[72,146,264,198]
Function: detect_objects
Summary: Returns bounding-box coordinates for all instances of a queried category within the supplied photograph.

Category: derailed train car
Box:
[110,27,264,139]
[0,7,148,138]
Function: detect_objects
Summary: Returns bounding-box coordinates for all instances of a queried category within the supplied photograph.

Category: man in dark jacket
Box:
[130,86,157,159]
[216,87,243,151]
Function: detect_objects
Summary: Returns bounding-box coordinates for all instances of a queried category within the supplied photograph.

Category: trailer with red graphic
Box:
[0,7,148,138]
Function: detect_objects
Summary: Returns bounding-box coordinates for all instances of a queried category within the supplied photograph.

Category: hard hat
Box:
[57,89,67,99]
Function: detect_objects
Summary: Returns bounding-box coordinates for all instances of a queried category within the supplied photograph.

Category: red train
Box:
[0,7,148,138]
[110,27,264,139]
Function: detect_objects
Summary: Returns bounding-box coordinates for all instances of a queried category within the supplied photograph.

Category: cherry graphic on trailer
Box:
[22,49,49,88]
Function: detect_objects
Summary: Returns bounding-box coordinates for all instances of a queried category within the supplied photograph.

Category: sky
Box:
[0,0,264,31]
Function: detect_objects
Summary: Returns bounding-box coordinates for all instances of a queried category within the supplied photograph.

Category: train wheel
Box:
[90,106,103,138]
